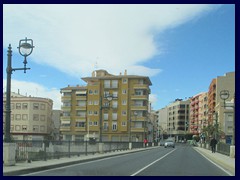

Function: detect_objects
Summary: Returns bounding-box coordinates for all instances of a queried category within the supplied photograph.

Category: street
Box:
[22,144,230,176]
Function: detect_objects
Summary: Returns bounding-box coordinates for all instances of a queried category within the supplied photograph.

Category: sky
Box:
[3,4,235,110]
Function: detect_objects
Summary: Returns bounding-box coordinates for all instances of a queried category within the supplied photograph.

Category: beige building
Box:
[210,72,235,142]
[3,92,53,141]
[167,99,190,141]
[60,69,152,142]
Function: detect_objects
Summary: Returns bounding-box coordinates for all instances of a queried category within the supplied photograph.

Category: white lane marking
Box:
[130,149,176,176]
[194,149,233,176]
[21,150,151,176]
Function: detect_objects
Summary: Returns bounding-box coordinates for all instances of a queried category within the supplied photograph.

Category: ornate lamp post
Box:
[4,38,34,142]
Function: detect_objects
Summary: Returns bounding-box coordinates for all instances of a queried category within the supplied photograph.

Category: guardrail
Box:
[13,140,145,162]
[197,142,231,156]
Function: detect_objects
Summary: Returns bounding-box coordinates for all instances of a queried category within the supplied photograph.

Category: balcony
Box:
[133,84,149,90]
[75,106,87,111]
[61,105,71,111]
[131,95,148,100]
[131,105,148,111]
[131,127,145,132]
[61,96,71,101]
[74,127,86,132]
[60,126,71,131]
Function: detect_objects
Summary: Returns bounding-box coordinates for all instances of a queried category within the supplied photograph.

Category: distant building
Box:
[60,69,152,142]
[189,92,208,135]
[167,99,190,141]
[3,92,53,141]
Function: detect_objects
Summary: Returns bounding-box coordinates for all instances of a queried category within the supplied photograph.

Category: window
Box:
[16,103,21,109]
[40,115,46,121]
[94,101,99,105]
[77,111,86,117]
[33,103,39,110]
[112,80,118,88]
[104,80,110,88]
[93,121,98,126]
[122,100,127,105]
[88,101,93,105]
[122,89,127,94]
[11,114,14,121]
[89,90,93,95]
[15,125,21,131]
[22,114,28,120]
[103,122,108,130]
[112,123,117,131]
[88,121,93,126]
[33,114,39,121]
[104,113,109,120]
[63,111,70,117]
[122,111,127,116]
[88,111,93,115]
[113,91,118,98]
[22,103,28,109]
[15,114,21,120]
[135,90,143,96]
[22,125,27,131]
[112,101,118,108]
[33,125,39,132]
[78,101,86,106]
[122,78,127,84]
[40,126,45,132]
[112,113,118,120]
[76,122,85,127]
[94,111,98,115]
[94,90,99,95]
[40,104,46,110]
[122,121,127,126]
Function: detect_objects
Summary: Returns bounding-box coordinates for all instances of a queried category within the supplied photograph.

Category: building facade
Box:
[189,92,208,135]
[167,99,190,141]
[60,69,152,142]
[3,92,53,141]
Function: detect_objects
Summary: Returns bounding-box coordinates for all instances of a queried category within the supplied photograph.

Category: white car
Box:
[164,139,175,148]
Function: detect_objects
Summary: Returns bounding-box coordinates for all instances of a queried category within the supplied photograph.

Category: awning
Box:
[76,91,87,95]
[61,90,72,93]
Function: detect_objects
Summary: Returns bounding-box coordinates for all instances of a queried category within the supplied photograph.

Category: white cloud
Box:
[3,4,219,78]
[3,79,61,110]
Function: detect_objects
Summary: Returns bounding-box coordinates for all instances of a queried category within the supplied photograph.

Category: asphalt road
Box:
[22,144,230,176]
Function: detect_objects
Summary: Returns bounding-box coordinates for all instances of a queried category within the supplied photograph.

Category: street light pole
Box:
[4,38,34,143]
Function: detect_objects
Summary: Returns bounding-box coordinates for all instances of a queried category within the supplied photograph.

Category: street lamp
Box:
[4,38,34,143]
[220,90,235,145]
[99,94,113,142]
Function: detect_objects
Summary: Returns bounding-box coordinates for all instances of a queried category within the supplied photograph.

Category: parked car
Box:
[164,139,175,148]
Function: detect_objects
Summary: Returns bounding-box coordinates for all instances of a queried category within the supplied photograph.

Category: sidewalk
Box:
[3,146,235,176]
[194,147,235,176]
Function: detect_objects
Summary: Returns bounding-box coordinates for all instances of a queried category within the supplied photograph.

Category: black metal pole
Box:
[5,44,12,143]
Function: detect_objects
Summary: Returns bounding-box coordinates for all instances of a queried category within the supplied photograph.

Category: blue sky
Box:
[3,4,235,110]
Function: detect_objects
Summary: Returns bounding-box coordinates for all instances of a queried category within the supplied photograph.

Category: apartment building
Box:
[60,69,152,142]
[189,92,208,135]
[167,99,190,141]
[209,72,235,142]
[3,92,53,141]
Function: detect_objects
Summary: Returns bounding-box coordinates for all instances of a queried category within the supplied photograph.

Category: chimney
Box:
[124,69,127,75]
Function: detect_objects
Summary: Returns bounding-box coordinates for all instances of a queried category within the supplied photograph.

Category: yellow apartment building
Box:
[60,69,152,142]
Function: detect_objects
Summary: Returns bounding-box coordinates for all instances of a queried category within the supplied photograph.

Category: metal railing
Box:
[13,140,145,162]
